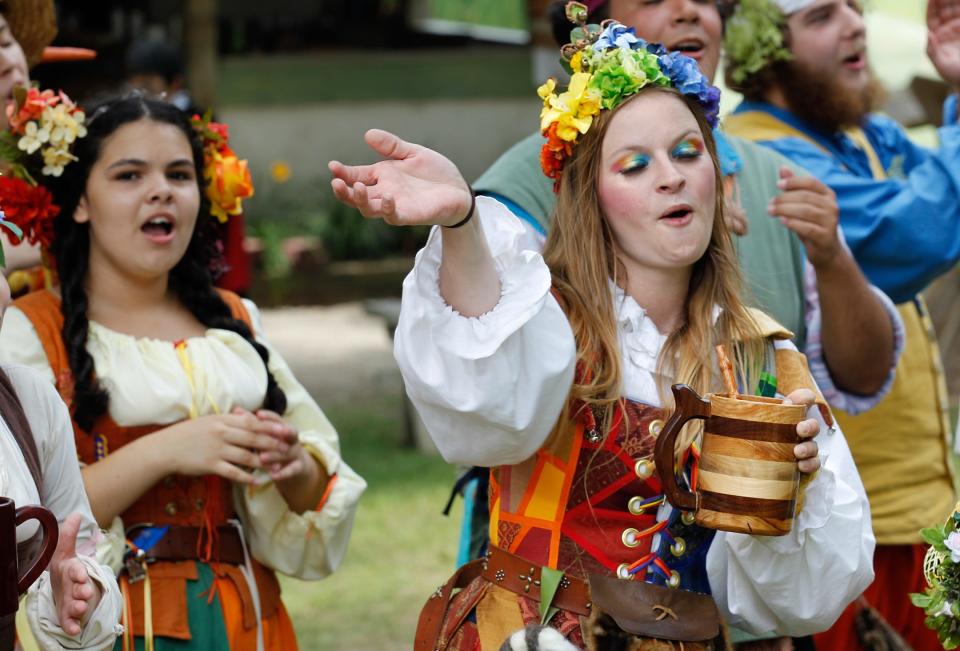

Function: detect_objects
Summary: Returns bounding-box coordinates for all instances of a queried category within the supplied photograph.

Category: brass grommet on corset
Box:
[648,419,664,437]
[164,502,178,516]
[667,571,681,589]
[681,510,695,526]
[628,496,648,515]
[634,458,654,480]
[617,563,632,580]
[621,528,641,548]
[670,537,686,557]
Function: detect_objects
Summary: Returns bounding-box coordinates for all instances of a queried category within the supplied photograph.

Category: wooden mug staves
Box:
[653,346,807,536]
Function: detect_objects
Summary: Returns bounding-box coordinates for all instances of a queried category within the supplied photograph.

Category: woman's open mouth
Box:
[141,216,176,242]
[660,207,694,225]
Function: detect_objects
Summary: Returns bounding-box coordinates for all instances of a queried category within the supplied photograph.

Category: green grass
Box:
[279,395,461,650]
[219,47,533,106]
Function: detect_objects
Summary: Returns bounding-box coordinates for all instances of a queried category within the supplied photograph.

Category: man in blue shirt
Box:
[722,1,960,649]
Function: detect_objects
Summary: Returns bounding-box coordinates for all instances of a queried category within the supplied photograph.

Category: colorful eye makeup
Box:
[671,138,704,159]
[612,152,650,174]
[612,137,704,174]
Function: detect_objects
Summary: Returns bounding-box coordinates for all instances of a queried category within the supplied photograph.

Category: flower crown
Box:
[0,90,254,256]
[912,503,960,647]
[0,86,87,254]
[723,0,793,85]
[190,112,254,223]
[538,2,721,188]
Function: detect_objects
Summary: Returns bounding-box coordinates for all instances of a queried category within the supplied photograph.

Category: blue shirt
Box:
[730,99,960,304]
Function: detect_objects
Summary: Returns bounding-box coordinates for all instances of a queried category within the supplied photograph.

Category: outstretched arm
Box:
[329,129,500,317]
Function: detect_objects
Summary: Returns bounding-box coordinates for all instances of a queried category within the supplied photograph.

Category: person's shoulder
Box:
[0,363,61,410]
[724,133,810,177]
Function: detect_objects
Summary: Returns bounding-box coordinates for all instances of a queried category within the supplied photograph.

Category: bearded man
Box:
[723,1,960,649]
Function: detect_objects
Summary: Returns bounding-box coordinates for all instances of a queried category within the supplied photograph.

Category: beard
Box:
[778,59,884,134]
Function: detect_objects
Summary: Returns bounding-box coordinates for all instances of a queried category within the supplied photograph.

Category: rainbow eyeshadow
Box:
[671,138,704,159]
[612,152,650,174]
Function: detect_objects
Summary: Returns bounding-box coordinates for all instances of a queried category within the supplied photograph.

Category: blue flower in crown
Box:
[593,23,639,51]
[658,51,721,127]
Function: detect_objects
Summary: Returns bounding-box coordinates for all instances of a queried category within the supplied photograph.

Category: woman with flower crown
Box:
[330,10,873,650]
[0,94,366,651]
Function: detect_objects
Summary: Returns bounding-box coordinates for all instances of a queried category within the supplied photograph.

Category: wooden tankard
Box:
[654,384,807,536]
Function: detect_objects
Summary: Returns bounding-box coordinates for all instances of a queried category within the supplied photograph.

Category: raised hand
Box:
[927,0,960,88]
[329,129,473,227]
[48,513,101,636]
[768,167,842,269]
[783,388,821,475]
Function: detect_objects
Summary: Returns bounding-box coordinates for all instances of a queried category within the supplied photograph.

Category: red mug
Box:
[0,496,58,617]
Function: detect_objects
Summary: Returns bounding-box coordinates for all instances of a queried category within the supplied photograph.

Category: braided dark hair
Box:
[47,95,285,433]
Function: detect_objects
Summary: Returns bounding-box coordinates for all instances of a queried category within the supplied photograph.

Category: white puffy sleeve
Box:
[10,365,123,649]
[394,196,577,467]
[232,299,366,581]
[705,339,875,636]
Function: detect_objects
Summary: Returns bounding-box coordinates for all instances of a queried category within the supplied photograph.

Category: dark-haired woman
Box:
[0,96,366,650]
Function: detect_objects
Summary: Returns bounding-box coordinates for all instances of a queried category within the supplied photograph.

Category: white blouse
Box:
[0,298,366,582]
[394,196,875,637]
[0,364,122,650]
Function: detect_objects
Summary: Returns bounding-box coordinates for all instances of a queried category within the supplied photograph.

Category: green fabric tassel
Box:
[538,567,565,626]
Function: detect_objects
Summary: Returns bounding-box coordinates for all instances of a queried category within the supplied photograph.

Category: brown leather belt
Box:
[481,546,592,616]
[127,524,245,566]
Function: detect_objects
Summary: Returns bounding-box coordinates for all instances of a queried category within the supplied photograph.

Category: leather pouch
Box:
[587,574,721,642]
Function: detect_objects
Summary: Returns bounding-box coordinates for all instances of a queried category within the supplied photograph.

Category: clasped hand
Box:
[161,409,309,485]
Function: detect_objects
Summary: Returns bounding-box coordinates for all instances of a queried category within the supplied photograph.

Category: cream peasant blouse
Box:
[0,298,366,581]
[394,196,875,638]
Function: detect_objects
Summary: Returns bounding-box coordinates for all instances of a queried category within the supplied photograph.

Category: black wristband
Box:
[443,191,476,229]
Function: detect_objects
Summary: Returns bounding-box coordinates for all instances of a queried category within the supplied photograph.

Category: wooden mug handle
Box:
[654,384,712,511]
[15,506,58,594]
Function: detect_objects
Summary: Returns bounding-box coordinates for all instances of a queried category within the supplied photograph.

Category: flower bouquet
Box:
[911,503,960,648]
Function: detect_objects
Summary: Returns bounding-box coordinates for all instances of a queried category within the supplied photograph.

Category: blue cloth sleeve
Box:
[760,129,960,303]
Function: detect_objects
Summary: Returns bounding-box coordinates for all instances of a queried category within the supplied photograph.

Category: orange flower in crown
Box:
[191,113,254,223]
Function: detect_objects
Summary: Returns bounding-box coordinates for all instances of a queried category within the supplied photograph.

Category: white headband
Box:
[772,0,818,14]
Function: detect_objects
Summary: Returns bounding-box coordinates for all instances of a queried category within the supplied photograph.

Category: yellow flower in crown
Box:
[539,71,601,142]
[206,146,254,223]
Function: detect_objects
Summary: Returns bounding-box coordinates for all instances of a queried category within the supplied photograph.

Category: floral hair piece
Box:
[912,503,960,647]
[723,0,793,85]
[190,112,254,223]
[538,2,721,188]
[0,86,86,250]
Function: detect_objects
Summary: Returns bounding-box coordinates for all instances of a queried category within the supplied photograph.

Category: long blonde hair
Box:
[542,87,765,452]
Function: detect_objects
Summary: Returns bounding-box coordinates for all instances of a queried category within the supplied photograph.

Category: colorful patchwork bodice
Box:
[488,398,714,593]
